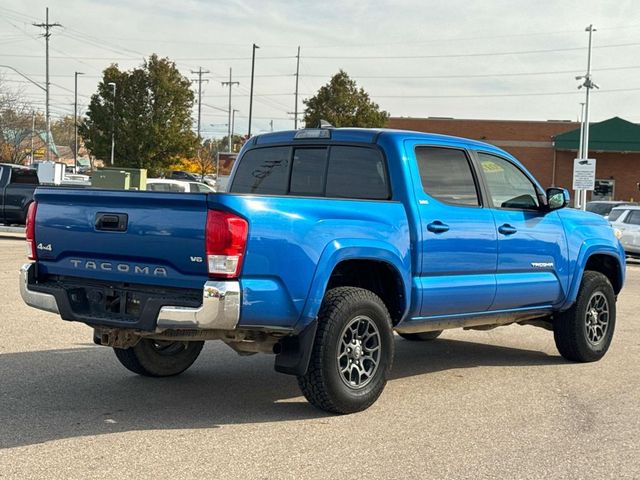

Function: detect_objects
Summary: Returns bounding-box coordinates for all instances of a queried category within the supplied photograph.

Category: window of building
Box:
[592,179,615,201]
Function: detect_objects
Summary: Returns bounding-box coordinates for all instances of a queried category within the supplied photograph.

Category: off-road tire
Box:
[554,271,616,362]
[398,330,442,341]
[113,339,204,377]
[297,287,395,414]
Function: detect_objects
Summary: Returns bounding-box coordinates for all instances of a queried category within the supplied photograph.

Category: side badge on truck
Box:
[37,243,52,252]
[531,262,554,268]
[190,256,203,263]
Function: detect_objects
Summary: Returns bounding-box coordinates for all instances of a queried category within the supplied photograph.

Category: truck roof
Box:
[251,127,502,153]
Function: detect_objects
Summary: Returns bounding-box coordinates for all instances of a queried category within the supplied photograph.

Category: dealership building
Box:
[388,116,640,202]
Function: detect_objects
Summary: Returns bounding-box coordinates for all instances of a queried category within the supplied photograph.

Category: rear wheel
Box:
[398,330,442,341]
[297,287,394,414]
[113,339,204,377]
[554,271,616,362]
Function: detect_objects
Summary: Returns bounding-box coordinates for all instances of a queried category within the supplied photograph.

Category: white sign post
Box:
[573,158,596,208]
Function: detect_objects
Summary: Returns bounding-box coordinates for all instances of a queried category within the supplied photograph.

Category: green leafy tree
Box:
[50,115,76,147]
[303,70,389,128]
[80,55,197,174]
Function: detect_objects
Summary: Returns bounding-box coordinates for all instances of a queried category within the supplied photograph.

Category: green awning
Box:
[554,117,640,152]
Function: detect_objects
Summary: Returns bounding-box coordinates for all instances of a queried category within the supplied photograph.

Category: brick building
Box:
[387,116,640,202]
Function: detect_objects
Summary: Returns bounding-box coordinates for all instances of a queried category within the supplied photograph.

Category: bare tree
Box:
[0,75,37,164]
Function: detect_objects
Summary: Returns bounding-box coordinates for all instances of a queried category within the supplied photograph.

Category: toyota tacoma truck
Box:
[20,128,625,414]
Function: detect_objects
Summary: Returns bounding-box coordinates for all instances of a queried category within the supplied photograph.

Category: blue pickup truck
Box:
[20,127,625,413]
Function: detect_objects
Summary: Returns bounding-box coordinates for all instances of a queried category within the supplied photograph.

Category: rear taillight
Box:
[25,202,37,260]
[205,210,248,278]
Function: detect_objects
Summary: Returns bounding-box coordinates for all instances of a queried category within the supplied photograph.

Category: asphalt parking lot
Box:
[0,234,638,479]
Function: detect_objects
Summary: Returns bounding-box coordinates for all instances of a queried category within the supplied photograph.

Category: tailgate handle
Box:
[95,212,128,232]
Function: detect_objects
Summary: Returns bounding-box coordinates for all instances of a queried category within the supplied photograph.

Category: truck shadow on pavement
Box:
[0,337,565,449]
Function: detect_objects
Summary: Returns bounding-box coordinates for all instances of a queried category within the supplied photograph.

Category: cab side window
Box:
[478,153,539,209]
[624,210,640,225]
[415,147,480,206]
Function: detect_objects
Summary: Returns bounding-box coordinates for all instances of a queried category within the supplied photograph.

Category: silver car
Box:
[609,206,640,257]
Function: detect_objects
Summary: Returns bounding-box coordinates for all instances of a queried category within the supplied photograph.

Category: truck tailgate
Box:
[34,188,210,289]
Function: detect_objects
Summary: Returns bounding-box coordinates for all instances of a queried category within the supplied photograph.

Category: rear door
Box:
[476,152,569,310]
[409,143,498,317]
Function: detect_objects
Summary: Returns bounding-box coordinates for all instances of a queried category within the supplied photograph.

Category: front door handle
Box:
[427,221,450,233]
[498,223,517,235]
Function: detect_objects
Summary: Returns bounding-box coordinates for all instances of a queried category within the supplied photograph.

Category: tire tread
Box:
[554,271,615,362]
[297,287,393,414]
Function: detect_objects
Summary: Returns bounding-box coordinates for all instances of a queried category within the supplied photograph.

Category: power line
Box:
[303,42,640,60]
[6,63,640,81]
[297,65,640,80]
[368,87,640,99]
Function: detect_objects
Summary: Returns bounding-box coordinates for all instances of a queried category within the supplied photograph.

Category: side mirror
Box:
[546,187,570,210]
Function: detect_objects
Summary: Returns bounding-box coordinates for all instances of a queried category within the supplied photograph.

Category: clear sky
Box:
[1,0,639,138]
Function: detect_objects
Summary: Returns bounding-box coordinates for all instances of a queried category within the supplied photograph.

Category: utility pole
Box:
[74,72,84,172]
[576,24,599,210]
[191,67,209,139]
[294,46,301,129]
[221,68,239,152]
[108,82,116,165]
[30,111,35,165]
[248,43,259,137]
[33,7,61,163]
[231,109,239,151]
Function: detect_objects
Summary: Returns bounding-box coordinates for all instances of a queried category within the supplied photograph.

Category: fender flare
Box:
[275,239,410,376]
[559,241,624,311]
[296,238,411,331]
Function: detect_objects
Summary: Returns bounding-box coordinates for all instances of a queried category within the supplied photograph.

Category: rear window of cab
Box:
[230,145,390,200]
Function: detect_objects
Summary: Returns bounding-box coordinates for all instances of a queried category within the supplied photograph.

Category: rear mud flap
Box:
[274,321,317,376]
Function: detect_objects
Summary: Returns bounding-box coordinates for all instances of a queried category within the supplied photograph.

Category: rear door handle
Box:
[427,221,450,233]
[498,223,517,235]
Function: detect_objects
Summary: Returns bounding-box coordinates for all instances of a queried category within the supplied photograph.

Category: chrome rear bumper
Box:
[19,263,240,331]
[20,263,60,314]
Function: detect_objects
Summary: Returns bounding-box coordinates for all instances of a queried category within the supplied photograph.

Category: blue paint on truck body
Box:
[32,128,625,334]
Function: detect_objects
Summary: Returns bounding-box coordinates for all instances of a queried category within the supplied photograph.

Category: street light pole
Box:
[576,25,598,210]
[108,82,116,166]
[248,43,259,137]
[294,46,300,129]
[74,72,84,172]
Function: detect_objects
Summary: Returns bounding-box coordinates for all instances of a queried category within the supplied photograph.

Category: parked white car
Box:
[146,179,214,193]
[609,205,640,257]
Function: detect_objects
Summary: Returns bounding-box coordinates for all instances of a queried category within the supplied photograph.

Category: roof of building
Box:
[388,117,579,142]
[554,117,640,152]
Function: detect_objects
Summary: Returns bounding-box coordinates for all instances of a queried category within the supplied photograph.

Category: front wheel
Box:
[113,339,204,377]
[554,271,616,362]
[297,287,395,414]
